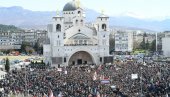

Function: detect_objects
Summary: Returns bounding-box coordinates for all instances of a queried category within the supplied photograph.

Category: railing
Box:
[64,44,98,46]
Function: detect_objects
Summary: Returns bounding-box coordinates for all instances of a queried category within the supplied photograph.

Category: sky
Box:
[0,0,170,20]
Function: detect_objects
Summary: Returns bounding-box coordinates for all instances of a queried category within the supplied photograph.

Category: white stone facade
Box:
[43,0,111,66]
[0,32,22,50]
[115,30,133,52]
[162,37,170,57]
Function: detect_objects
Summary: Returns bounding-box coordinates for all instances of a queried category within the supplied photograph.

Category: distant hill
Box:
[0,6,170,31]
[0,24,22,32]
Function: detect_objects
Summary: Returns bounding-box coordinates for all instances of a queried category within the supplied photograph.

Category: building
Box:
[162,32,170,57]
[43,0,112,67]
[0,29,48,51]
[0,32,22,50]
[115,30,133,53]
[36,30,48,47]
[22,31,37,46]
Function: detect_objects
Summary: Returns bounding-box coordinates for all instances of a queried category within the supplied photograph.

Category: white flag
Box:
[131,74,138,80]
[93,71,97,80]
[57,68,62,72]
[64,70,67,74]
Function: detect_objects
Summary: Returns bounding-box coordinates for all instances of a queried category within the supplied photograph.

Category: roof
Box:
[69,33,90,39]
[63,1,78,11]
[98,14,109,18]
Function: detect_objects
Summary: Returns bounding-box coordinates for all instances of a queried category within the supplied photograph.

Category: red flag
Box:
[49,89,53,97]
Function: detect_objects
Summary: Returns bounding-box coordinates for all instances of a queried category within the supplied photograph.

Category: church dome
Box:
[63,0,80,11]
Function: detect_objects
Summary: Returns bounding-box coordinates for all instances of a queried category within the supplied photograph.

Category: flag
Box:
[131,74,138,80]
[101,79,110,84]
[97,91,100,97]
[43,93,48,97]
[93,71,97,80]
[49,89,53,97]
[101,77,110,84]
[98,65,102,70]
[64,70,67,74]
[58,92,62,97]
[57,68,62,72]
[100,75,104,80]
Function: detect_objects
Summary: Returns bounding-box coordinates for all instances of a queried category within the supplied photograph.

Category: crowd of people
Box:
[0,60,170,97]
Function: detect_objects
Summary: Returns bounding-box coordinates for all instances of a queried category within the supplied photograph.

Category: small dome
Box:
[63,0,81,11]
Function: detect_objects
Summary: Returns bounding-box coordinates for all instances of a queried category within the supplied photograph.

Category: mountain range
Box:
[0,6,170,32]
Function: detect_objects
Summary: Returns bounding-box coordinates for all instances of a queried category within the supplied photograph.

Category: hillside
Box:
[0,24,22,32]
[0,6,170,31]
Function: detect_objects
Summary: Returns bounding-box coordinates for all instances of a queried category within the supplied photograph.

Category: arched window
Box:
[102,24,106,31]
[56,24,61,31]
[76,20,78,24]
[78,11,81,16]
[80,20,83,25]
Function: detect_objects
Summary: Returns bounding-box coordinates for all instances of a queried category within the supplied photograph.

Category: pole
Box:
[25,63,27,97]
[156,32,158,52]
[140,67,143,97]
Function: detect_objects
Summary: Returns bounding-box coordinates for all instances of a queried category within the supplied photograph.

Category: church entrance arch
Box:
[68,51,95,66]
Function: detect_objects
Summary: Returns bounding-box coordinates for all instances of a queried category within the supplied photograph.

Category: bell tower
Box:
[96,10,109,32]
[96,11,110,64]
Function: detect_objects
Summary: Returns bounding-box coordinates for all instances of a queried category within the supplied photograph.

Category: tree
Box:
[39,47,43,55]
[47,62,50,67]
[25,46,34,54]
[5,58,10,72]
[41,60,44,64]
[139,40,145,50]
[150,39,156,52]
[145,39,150,50]
[20,41,30,53]
[139,32,147,50]
[34,42,39,53]
[133,41,140,50]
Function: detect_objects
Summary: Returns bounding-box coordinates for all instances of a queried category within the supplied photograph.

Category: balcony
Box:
[64,44,98,46]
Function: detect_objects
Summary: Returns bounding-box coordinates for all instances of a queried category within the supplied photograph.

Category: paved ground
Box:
[0,56,42,61]
[9,94,32,97]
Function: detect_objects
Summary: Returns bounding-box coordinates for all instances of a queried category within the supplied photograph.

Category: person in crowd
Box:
[0,61,169,97]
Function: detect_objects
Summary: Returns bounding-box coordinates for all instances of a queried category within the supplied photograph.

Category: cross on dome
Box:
[76,0,80,8]
[101,9,105,15]
[56,9,59,15]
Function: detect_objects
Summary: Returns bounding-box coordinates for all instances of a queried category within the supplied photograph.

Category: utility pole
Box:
[24,63,27,97]
[156,32,158,52]
[140,67,143,97]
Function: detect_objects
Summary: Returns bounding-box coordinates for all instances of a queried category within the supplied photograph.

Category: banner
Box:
[93,71,97,80]
[57,68,62,72]
[64,70,67,74]
[101,80,110,84]
[131,74,138,80]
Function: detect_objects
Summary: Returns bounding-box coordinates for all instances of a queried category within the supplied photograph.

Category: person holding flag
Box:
[48,89,53,97]
[93,71,97,81]
[43,93,48,97]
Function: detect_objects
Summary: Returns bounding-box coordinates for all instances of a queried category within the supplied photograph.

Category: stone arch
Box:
[67,50,96,66]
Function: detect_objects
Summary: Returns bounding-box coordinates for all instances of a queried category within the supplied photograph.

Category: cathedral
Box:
[43,0,112,67]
